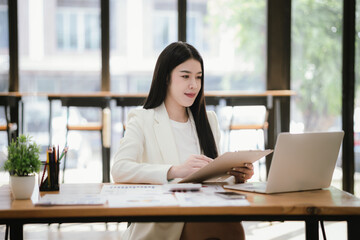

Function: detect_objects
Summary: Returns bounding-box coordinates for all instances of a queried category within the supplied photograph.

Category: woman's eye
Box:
[182,75,189,79]
[196,76,202,80]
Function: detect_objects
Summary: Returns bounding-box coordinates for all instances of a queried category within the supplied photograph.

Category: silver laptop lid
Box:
[266,131,344,193]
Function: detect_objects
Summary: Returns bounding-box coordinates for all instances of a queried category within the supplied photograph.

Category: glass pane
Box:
[0,0,8,157]
[355,0,360,197]
[110,0,177,94]
[0,0,8,92]
[291,1,343,188]
[109,0,177,166]
[187,0,267,91]
[17,0,102,183]
[18,0,101,93]
[187,0,267,180]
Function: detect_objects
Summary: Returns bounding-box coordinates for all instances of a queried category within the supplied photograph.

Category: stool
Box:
[60,96,111,183]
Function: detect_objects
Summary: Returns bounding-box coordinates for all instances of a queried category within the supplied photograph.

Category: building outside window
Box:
[0,0,9,92]
[17,0,102,182]
[56,9,100,51]
[0,0,8,150]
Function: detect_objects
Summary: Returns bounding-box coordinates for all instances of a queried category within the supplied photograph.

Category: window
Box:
[56,11,78,50]
[187,0,267,91]
[17,0,102,180]
[18,0,101,93]
[0,0,8,92]
[56,9,100,51]
[354,0,360,197]
[110,0,177,94]
[0,5,8,49]
[153,12,177,52]
[291,0,343,190]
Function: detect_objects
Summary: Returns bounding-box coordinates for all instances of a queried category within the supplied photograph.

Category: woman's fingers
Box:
[227,163,255,183]
[231,163,254,171]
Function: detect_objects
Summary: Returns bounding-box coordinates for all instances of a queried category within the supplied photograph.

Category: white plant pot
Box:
[10,175,36,200]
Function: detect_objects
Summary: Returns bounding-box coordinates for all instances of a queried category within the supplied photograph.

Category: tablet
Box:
[179,149,273,183]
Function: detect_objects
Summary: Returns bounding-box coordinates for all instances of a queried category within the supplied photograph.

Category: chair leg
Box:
[227,129,231,151]
[4,105,11,145]
[62,107,70,183]
[62,130,69,183]
[5,224,9,240]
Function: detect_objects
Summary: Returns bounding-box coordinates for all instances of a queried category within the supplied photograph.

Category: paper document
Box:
[180,150,273,183]
[102,184,250,208]
[102,184,178,207]
[175,192,250,207]
[108,194,179,207]
[101,184,163,195]
[36,194,106,206]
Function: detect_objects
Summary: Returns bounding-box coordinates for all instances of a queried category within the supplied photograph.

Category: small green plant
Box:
[3,135,41,176]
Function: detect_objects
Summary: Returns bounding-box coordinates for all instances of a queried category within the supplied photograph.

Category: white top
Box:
[170,119,200,163]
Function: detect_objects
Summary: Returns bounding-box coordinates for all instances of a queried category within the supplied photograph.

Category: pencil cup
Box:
[39,161,60,191]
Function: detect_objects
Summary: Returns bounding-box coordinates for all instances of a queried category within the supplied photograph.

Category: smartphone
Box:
[215,192,247,199]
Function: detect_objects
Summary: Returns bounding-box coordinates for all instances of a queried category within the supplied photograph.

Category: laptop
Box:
[224,131,344,194]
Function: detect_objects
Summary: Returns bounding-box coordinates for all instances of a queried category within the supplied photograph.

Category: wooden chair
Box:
[227,105,269,181]
[227,105,269,151]
[60,96,111,183]
[0,96,19,145]
[114,96,145,137]
[0,113,16,145]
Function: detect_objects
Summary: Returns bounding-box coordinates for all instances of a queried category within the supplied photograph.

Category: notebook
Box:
[224,131,344,194]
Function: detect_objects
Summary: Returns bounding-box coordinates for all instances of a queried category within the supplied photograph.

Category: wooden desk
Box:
[0,183,359,240]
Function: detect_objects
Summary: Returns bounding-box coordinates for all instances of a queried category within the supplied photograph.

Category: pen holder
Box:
[39,161,60,191]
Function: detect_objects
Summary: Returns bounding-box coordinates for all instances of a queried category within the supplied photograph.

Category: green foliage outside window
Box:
[208,0,354,131]
[3,135,41,176]
[207,0,266,91]
[292,0,343,131]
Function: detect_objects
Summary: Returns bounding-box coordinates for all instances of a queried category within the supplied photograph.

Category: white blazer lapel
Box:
[153,103,180,165]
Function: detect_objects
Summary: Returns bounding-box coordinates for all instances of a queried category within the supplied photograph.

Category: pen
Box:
[46,148,50,187]
[58,146,68,162]
[56,145,59,185]
[40,161,47,188]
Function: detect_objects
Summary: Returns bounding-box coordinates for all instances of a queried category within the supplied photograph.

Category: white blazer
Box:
[111,103,221,240]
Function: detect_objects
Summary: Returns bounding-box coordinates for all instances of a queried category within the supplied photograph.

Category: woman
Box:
[111,41,254,240]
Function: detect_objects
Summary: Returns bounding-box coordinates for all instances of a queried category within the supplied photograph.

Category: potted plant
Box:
[3,135,41,199]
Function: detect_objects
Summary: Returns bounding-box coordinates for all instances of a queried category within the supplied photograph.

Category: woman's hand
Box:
[227,163,254,183]
[167,154,213,180]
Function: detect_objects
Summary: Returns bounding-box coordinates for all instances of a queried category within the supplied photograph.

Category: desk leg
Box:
[9,223,23,240]
[305,220,319,240]
[102,146,110,182]
[348,219,360,240]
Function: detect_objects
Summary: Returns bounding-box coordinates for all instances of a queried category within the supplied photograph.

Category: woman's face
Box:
[165,59,202,109]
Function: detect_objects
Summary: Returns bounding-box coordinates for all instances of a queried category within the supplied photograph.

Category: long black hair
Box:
[144,41,218,159]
